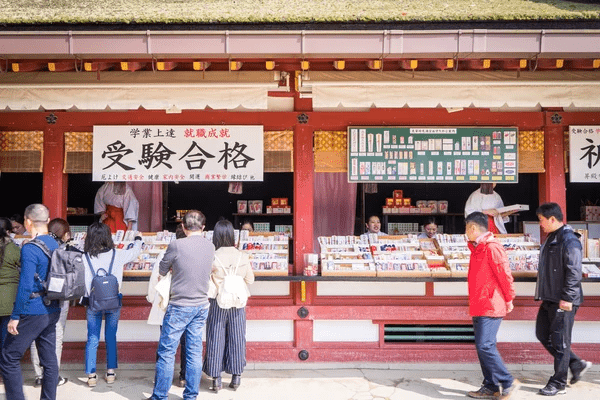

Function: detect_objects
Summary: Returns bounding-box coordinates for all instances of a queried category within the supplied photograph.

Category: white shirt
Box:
[94,182,140,231]
[464,189,508,234]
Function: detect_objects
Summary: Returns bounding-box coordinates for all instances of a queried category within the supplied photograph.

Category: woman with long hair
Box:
[203,219,254,393]
[83,222,142,387]
[0,218,20,348]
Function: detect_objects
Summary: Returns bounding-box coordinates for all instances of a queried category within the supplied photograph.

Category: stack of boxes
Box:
[382,190,448,215]
[382,190,412,214]
[266,198,291,214]
[581,205,600,221]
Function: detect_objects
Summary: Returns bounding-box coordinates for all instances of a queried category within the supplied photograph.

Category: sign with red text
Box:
[93,125,263,182]
[569,126,600,183]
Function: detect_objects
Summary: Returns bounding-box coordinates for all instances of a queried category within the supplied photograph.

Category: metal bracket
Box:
[550,113,563,125]
[297,113,309,124]
[46,113,58,124]
[297,306,309,318]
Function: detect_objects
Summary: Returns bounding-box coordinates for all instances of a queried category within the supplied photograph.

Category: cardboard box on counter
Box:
[581,206,600,222]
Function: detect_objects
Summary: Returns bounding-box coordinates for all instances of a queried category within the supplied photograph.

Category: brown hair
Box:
[48,218,70,242]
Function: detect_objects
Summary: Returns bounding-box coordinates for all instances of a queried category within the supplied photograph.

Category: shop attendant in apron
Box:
[464,183,507,234]
[94,182,139,233]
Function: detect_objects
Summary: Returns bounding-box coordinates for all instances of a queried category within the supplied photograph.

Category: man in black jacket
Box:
[535,202,592,396]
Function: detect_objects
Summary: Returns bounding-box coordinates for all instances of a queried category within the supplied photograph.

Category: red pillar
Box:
[538,112,566,214]
[292,123,314,275]
[42,126,67,219]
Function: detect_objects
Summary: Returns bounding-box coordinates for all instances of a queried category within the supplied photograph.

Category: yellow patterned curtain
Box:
[314,131,347,172]
[64,132,93,173]
[0,131,44,172]
[518,130,545,173]
[264,131,293,172]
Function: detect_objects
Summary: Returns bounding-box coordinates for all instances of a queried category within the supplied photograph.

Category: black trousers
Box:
[202,298,247,378]
[0,312,60,400]
[535,300,582,387]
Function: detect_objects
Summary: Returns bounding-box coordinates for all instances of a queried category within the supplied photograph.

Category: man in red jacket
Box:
[465,212,518,400]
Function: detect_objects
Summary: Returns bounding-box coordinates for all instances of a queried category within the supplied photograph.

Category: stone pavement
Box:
[1,363,599,400]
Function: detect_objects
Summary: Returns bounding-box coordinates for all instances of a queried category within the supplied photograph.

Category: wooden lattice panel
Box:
[64,132,93,173]
[264,131,293,172]
[518,130,545,173]
[0,131,43,172]
[65,132,92,152]
[314,131,347,172]
[0,131,43,151]
[264,131,293,151]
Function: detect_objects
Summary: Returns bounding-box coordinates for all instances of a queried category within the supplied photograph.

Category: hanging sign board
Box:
[569,125,600,183]
[93,125,263,182]
[347,127,519,183]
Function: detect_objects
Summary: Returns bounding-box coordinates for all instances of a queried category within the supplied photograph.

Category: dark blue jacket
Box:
[535,225,583,306]
[10,235,60,319]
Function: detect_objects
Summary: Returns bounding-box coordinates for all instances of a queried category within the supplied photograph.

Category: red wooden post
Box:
[538,112,567,214]
[293,122,314,275]
[42,126,67,219]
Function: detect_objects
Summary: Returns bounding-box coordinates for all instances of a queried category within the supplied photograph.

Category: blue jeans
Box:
[152,303,209,400]
[473,316,513,392]
[157,325,187,380]
[0,312,60,400]
[85,306,121,375]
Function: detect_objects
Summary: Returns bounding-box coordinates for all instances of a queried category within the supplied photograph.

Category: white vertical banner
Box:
[569,125,600,183]
[92,125,263,182]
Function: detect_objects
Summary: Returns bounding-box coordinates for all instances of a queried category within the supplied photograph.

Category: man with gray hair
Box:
[0,204,62,400]
[149,210,215,400]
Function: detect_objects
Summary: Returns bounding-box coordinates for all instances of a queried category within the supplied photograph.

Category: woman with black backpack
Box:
[82,222,142,387]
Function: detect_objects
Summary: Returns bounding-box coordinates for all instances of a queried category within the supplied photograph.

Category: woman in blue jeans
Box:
[83,222,142,387]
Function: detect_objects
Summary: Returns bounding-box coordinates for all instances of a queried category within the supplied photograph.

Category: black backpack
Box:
[84,250,121,312]
[27,238,86,303]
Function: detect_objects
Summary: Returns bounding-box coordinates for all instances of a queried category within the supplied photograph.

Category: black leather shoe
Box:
[210,376,222,394]
[229,374,241,390]
[538,382,566,396]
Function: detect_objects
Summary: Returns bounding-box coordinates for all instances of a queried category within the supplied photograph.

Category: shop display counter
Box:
[240,232,290,276]
[318,235,376,277]
[371,235,430,277]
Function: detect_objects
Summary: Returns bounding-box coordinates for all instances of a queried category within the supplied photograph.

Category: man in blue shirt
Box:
[0,204,61,400]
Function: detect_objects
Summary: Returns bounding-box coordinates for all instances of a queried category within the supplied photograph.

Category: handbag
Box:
[215,253,248,309]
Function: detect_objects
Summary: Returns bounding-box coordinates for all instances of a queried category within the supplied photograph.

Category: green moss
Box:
[0,0,599,24]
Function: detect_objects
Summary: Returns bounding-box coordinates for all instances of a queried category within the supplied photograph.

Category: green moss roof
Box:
[0,0,599,24]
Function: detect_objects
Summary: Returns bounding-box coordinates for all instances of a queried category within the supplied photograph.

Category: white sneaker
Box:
[105,372,116,384]
[87,374,97,387]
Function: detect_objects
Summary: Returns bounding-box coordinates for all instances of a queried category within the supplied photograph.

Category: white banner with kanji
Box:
[92,125,264,182]
[569,125,600,183]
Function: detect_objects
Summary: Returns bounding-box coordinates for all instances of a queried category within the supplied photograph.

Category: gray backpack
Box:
[27,239,86,302]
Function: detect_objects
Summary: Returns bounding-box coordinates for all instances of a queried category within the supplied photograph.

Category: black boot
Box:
[211,376,222,393]
[229,374,241,390]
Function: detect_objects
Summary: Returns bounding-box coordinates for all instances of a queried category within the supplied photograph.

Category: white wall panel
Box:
[317,282,425,296]
[313,320,379,342]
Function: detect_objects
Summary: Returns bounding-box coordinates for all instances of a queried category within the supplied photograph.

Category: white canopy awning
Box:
[0,71,280,111]
[304,71,600,110]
